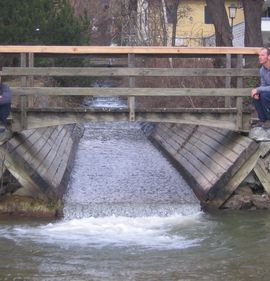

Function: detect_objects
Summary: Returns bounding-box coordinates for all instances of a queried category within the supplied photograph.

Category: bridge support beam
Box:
[10,108,251,132]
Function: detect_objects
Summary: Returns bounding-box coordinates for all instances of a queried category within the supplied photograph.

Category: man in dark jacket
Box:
[0,83,12,131]
[252,47,270,129]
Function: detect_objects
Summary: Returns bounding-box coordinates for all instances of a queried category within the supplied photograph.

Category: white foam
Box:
[13,213,203,249]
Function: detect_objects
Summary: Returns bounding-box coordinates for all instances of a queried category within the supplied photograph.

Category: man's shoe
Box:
[251,120,265,128]
[262,120,270,129]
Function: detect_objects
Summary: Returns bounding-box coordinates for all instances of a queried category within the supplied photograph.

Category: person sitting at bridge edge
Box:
[0,82,12,133]
[251,47,270,129]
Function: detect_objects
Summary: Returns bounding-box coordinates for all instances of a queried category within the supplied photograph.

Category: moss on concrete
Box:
[0,195,63,218]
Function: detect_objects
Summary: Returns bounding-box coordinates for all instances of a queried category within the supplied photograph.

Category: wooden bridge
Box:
[0,46,261,132]
[1,46,269,215]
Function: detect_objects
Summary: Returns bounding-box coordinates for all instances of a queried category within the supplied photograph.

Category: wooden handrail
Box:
[2,67,259,77]
[0,45,261,55]
[11,87,250,97]
[0,46,258,132]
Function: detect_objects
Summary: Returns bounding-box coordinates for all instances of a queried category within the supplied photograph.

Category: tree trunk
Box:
[170,0,181,46]
[205,0,232,46]
[161,0,169,46]
[243,0,263,47]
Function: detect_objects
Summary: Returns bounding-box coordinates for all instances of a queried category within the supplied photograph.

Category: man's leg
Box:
[258,92,270,129]
[0,104,11,131]
[253,97,268,122]
[260,91,270,117]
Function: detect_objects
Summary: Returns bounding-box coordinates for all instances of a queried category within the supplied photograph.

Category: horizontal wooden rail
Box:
[0,45,261,55]
[12,107,249,115]
[0,46,258,132]
[3,67,259,77]
[11,87,250,97]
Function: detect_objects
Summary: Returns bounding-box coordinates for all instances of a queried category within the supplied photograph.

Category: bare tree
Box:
[166,0,182,46]
[243,0,263,47]
[160,0,169,45]
[205,0,232,46]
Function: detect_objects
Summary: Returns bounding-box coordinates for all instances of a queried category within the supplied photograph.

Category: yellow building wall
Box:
[171,0,244,46]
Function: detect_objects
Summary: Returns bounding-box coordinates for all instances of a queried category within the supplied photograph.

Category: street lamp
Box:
[228,3,237,28]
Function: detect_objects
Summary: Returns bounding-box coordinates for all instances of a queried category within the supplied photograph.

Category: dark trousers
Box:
[0,103,11,127]
[253,91,270,121]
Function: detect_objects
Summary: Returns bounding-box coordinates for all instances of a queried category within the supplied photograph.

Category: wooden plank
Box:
[210,143,270,208]
[11,87,251,97]
[10,110,244,131]
[183,141,226,177]
[46,127,67,175]
[0,45,261,55]
[154,132,212,189]
[236,55,244,130]
[13,130,46,164]
[12,107,240,113]
[178,128,233,170]
[128,54,135,121]
[225,53,232,108]
[20,53,28,130]
[192,131,239,164]
[254,158,270,195]
[2,67,259,77]
[174,151,213,190]
[162,126,187,148]
[198,127,251,154]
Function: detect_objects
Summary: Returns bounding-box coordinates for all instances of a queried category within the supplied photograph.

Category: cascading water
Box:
[2,98,270,280]
[4,89,270,281]
[61,121,201,249]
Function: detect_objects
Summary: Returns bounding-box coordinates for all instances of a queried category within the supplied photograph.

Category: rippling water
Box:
[1,122,270,281]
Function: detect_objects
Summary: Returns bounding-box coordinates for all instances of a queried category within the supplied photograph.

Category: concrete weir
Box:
[0,124,83,217]
[149,123,270,210]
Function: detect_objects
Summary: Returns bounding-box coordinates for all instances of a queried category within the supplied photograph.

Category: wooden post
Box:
[225,54,231,108]
[28,53,35,108]
[236,54,243,130]
[28,52,34,87]
[20,53,28,130]
[128,53,135,121]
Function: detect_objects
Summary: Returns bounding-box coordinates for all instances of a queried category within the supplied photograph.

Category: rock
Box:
[234,184,254,196]
[0,195,63,218]
[252,194,270,209]
[222,194,253,209]
[243,173,258,186]
[249,127,270,142]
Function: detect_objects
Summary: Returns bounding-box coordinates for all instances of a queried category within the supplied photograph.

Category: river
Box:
[1,121,270,281]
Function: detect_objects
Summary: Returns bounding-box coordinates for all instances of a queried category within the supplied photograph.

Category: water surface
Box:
[0,122,269,281]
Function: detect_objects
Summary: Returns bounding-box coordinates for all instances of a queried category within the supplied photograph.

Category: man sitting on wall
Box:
[0,82,12,133]
[252,47,270,129]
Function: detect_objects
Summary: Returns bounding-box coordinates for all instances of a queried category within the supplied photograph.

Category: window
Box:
[204,6,213,24]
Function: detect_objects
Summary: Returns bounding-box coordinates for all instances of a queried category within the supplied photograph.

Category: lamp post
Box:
[228,3,237,29]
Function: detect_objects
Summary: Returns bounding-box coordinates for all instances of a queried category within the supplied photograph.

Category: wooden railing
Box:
[0,46,261,132]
